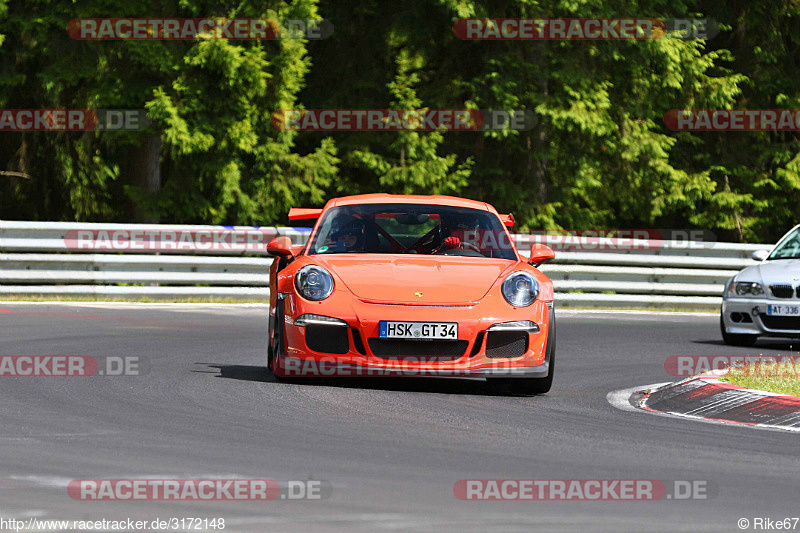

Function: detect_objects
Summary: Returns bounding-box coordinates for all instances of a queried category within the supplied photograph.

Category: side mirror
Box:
[751,250,769,262]
[529,243,555,266]
[267,236,294,261]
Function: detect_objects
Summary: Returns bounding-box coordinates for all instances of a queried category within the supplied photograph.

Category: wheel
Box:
[269,301,321,385]
[720,315,758,347]
[269,301,290,381]
[490,307,556,395]
[267,325,275,370]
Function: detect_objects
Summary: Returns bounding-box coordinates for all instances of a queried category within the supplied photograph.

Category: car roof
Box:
[328,193,494,212]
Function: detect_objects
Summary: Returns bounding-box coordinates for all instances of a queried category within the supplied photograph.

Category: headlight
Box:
[502,271,539,307]
[734,281,764,296]
[295,265,334,301]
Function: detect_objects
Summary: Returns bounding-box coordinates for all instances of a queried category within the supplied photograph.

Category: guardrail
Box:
[0,220,771,309]
[538,247,763,310]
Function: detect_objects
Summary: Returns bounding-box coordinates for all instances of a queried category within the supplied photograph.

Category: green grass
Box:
[557,305,716,313]
[0,296,711,313]
[0,295,267,304]
[0,295,712,313]
[720,360,800,397]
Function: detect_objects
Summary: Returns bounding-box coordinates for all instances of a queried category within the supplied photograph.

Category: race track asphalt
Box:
[0,303,797,532]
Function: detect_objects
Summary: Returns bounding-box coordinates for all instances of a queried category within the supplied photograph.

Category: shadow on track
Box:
[693,339,800,352]
[200,364,536,397]
[195,364,276,382]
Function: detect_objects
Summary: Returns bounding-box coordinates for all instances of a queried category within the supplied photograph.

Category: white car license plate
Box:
[379,321,458,340]
[767,304,800,316]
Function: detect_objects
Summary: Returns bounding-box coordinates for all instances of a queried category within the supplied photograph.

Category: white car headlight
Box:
[734,281,764,296]
[295,265,334,301]
[502,271,539,307]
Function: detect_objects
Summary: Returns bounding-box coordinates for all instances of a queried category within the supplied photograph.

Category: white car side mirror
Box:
[751,250,769,261]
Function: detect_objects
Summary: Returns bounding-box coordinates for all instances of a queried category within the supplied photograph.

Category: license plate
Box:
[767,304,800,316]
[379,321,458,340]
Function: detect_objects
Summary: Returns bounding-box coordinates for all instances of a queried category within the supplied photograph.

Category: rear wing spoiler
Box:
[499,213,515,227]
[288,208,323,223]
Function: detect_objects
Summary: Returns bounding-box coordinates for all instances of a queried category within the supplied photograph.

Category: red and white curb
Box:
[608,370,800,433]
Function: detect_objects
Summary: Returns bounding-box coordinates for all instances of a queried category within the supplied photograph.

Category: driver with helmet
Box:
[325,218,367,253]
[432,213,481,254]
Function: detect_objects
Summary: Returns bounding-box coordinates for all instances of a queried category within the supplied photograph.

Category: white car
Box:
[721,224,800,345]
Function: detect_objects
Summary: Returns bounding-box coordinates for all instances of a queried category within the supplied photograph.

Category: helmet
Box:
[332,218,366,250]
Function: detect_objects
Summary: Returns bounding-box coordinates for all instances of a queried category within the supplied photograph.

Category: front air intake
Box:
[368,339,468,359]
[485,331,528,358]
[306,324,350,354]
[760,314,800,330]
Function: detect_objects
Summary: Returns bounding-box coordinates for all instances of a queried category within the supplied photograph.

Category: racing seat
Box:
[362,224,381,253]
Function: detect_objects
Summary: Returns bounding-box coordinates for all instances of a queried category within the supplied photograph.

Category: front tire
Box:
[269,301,291,381]
[720,315,758,346]
[267,334,275,370]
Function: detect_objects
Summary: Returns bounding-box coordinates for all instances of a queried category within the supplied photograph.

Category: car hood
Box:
[737,259,800,285]
[312,255,515,304]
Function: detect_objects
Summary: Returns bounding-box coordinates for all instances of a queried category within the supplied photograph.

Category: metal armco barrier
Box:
[0,221,770,309]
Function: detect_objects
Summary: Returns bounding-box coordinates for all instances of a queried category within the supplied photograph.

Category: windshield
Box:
[768,227,800,260]
[308,203,517,260]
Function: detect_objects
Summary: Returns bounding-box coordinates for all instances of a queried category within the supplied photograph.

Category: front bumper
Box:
[277,359,551,378]
[272,292,553,378]
[722,298,800,337]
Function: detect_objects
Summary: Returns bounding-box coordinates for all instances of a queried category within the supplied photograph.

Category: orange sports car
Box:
[266,194,557,393]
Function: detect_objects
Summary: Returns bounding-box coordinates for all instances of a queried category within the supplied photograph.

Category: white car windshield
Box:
[769,227,800,260]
